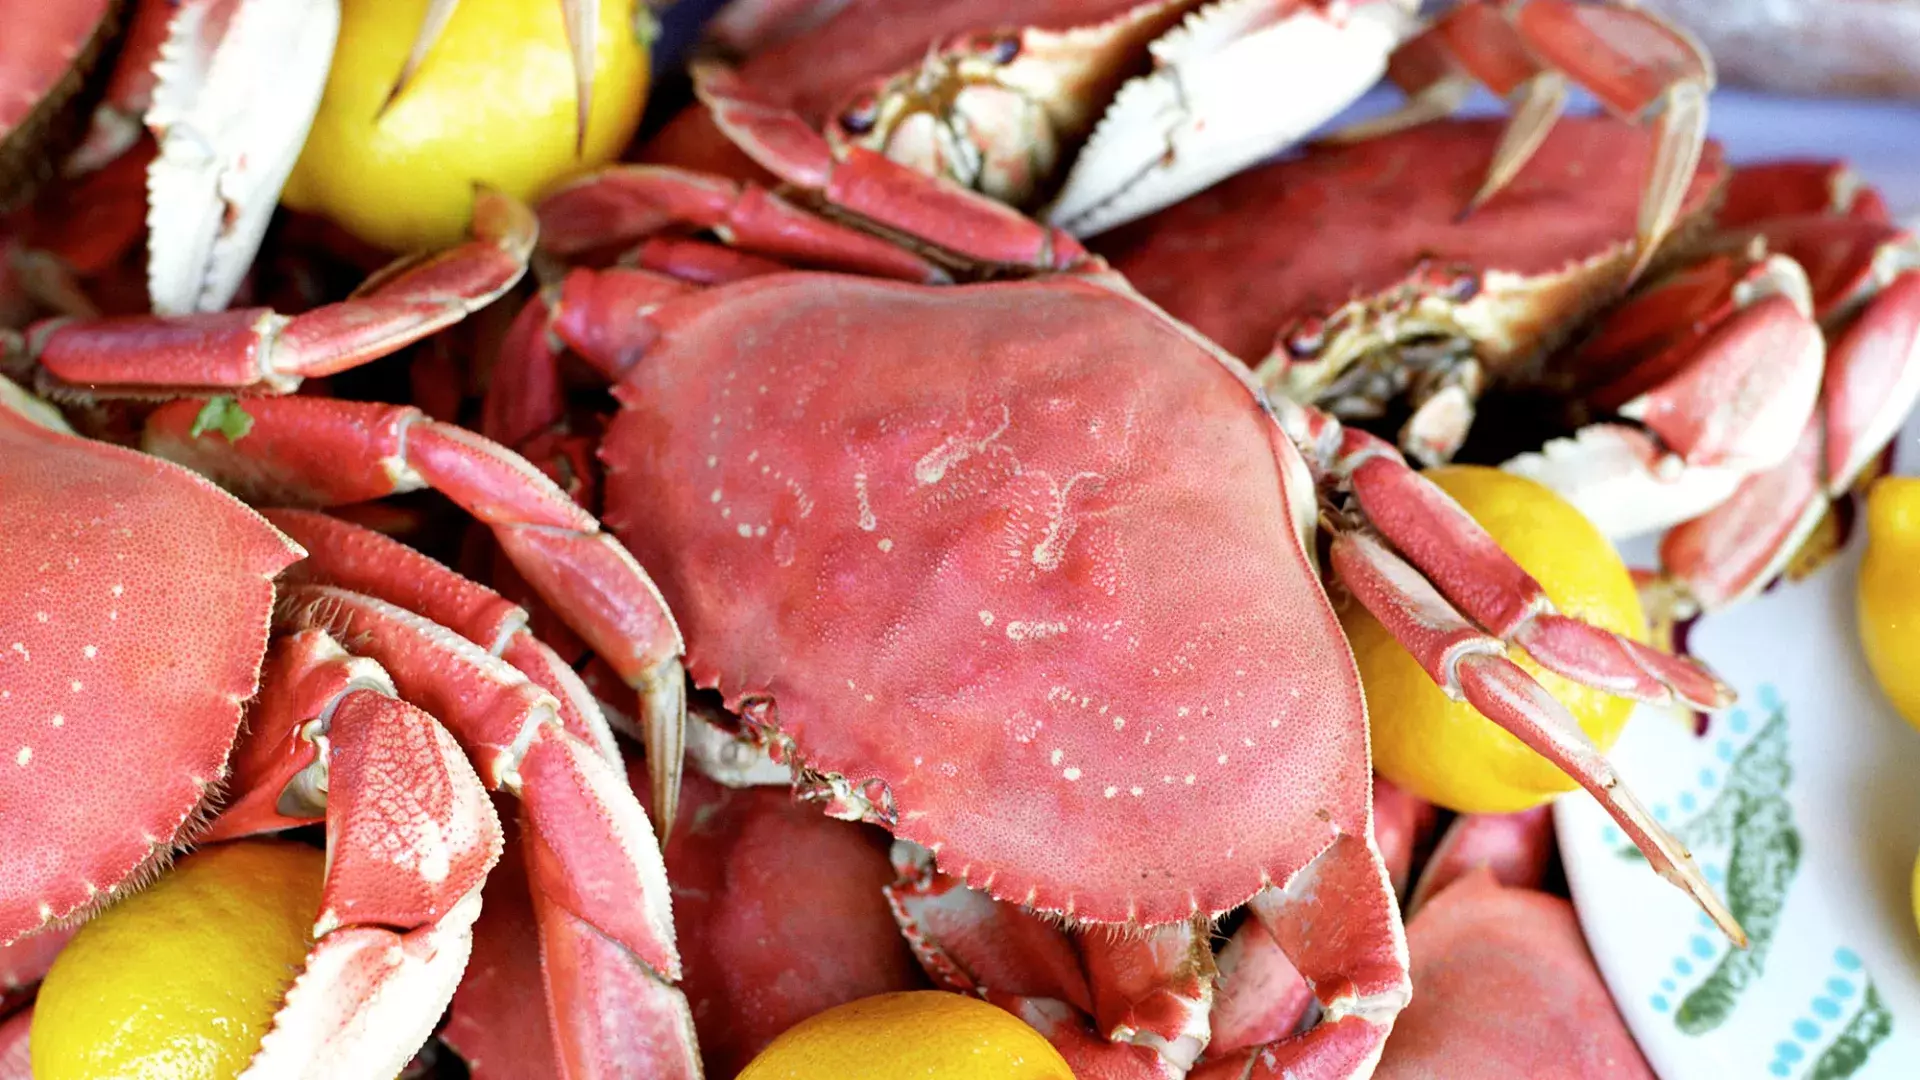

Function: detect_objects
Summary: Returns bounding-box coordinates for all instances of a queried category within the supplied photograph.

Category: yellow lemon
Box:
[1912,845,1920,941]
[1347,465,1649,814]
[282,0,652,252]
[736,992,1074,1080]
[1858,476,1920,733]
[31,840,325,1080]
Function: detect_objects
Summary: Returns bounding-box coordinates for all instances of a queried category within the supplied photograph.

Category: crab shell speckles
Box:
[0,380,303,943]
[597,271,1368,924]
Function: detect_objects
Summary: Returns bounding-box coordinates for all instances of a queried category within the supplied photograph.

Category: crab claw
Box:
[1504,253,1826,538]
[204,631,504,1079]
[145,0,340,314]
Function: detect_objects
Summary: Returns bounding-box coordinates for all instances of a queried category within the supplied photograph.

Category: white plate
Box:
[1555,91,1920,1079]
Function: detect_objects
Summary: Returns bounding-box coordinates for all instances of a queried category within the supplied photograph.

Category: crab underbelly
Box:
[602,273,1368,922]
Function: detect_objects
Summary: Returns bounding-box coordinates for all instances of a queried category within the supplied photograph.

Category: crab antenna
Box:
[379,0,462,118]
[562,0,599,156]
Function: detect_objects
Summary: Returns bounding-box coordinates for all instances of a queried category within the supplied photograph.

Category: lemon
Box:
[282,0,652,252]
[736,992,1073,1080]
[1912,846,1920,941]
[1348,465,1649,814]
[1858,477,1920,733]
[32,840,324,1080]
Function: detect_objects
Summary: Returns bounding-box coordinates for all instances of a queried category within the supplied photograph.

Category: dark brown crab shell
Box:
[1094,116,1731,416]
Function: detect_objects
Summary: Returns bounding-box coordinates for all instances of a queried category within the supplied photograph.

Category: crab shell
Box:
[1373,869,1655,1079]
[597,268,1367,923]
[1093,116,1728,402]
[0,0,120,209]
[647,765,927,1076]
[0,379,302,943]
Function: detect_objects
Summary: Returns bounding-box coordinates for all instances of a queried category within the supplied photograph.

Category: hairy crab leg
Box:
[12,188,533,397]
[139,395,689,837]
[1326,529,1743,945]
[195,630,504,1079]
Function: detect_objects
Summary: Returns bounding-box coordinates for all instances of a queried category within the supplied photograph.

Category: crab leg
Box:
[443,823,567,1079]
[196,630,504,1079]
[262,508,620,765]
[63,0,177,176]
[1204,918,1313,1062]
[1371,774,1437,899]
[1353,0,1710,273]
[0,925,71,1010]
[1656,413,1828,612]
[1080,921,1215,1070]
[140,395,690,836]
[1326,529,1743,945]
[538,165,948,282]
[15,188,533,397]
[1192,833,1409,1080]
[693,64,1088,271]
[269,584,678,975]
[263,585,704,1073]
[886,854,1183,1078]
[1324,422,1733,708]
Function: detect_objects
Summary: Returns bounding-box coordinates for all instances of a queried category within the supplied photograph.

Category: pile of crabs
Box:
[3,0,1917,1077]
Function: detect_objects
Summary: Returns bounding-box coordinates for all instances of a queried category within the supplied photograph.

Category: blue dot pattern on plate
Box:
[1761,949,1885,1078]
[1603,686,1893,1077]
[1624,696,1799,1036]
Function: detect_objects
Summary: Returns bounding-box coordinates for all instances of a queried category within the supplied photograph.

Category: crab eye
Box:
[839,99,878,135]
[985,33,1021,64]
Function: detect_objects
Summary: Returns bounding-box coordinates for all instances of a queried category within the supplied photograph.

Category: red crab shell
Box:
[1373,869,1655,1079]
[1093,115,1729,374]
[0,394,302,941]
[653,767,926,1075]
[599,270,1365,923]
